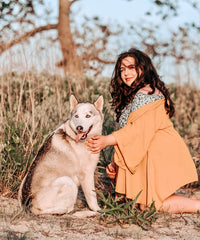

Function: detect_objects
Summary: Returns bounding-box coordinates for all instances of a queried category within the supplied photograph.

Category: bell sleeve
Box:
[112,105,162,174]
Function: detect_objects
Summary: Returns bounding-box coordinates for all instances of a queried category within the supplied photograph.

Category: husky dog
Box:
[18,95,103,215]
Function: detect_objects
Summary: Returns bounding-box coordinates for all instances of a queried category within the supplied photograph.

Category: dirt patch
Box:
[1,191,200,240]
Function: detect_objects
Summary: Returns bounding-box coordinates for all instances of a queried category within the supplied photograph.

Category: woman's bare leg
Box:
[189,194,198,200]
[161,194,200,213]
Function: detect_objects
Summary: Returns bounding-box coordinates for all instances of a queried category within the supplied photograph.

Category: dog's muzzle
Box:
[76,125,93,142]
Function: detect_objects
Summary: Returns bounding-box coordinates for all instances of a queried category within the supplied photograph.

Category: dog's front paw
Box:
[73,210,99,218]
[90,205,101,212]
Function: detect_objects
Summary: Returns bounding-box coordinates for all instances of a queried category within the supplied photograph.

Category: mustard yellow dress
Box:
[112,93,198,210]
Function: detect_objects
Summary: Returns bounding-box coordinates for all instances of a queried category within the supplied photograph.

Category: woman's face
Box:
[120,56,139,86]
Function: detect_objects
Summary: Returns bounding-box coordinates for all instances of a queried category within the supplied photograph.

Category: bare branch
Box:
[0,19,35,33]
[0,23,58,55]
[89,56,115,65]
[68,0,80,7]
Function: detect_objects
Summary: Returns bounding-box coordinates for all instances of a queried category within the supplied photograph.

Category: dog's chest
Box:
[72,141,99,170]
[48,135,99,177]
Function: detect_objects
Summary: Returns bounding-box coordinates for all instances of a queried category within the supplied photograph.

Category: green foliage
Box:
[0,117,48,197]
[1,120,25,194]
[96,190,157,230]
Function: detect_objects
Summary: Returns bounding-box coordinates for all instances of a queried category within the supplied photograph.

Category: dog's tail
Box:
[18,173,28,210]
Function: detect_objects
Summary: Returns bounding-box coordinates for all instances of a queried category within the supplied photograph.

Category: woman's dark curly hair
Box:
[110,48,175,121]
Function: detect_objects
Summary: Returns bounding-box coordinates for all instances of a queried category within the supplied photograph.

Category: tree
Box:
[57,0,82,74]
[0,0,120,76]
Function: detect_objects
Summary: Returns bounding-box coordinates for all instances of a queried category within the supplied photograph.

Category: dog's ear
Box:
[70,95,78,111]
[94,95,104,112]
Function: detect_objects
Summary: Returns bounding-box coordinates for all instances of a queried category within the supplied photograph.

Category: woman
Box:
[87,48,199,213]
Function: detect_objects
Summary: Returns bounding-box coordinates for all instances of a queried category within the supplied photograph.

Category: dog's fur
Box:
[18,95,103,215]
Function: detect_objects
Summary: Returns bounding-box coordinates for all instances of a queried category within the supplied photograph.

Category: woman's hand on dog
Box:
[86,135,108,153]
[86,134,117,153]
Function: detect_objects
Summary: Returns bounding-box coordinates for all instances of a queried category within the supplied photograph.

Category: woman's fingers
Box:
[107,165,115,172]
[91,135,101,139]
[86,136,104,153]
[86,140,97,147]
[90,148,101,153]
[88,136,100,142]
[87,137,101,148]
[106,163,116,179]
[86,139,95,144]
[107,162,116,172]
[106,169,116,179]
[87,137,99,146]
[86,141,101,153]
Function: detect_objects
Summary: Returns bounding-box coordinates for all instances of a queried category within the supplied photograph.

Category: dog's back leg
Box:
[31,176,78,215]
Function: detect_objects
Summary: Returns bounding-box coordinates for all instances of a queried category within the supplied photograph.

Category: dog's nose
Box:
[76,126,83,132]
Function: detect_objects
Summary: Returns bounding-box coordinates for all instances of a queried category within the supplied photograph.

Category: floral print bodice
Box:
[119,92,164,128]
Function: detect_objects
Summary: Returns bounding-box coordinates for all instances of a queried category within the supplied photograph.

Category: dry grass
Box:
[0,72,199,198]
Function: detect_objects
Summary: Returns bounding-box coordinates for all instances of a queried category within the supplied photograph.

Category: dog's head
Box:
[69,95,104,142]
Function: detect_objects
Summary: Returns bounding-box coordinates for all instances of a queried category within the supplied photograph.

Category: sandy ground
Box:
[1,189,200,240]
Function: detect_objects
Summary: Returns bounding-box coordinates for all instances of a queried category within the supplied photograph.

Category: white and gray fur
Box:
[18,95,104,215]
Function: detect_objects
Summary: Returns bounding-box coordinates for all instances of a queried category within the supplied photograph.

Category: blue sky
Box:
[46,0,199,52]
[72,0,148,22]
[46,0,199,29]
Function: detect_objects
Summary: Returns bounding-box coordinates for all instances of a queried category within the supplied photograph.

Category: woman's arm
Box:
[86,134,117,153]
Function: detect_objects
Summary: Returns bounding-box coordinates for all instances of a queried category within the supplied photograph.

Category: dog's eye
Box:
[75,115,79,118]
[86,114,91,118]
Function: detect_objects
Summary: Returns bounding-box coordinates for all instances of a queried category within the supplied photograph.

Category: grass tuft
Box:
[97,190,157,230]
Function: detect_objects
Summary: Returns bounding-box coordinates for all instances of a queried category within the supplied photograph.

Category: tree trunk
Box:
[58,0,83,76]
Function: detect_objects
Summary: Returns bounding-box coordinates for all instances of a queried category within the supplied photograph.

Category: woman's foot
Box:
[161,194,200,213]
